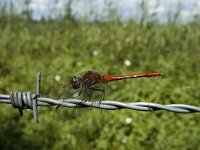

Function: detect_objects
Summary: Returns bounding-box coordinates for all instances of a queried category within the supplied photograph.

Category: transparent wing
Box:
[48,82,91,120]
[47,73,107,120]
[47,81,76,100]
[87,83,107,102]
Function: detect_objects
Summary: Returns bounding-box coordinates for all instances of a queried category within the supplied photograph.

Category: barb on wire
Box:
[0,72,199,123]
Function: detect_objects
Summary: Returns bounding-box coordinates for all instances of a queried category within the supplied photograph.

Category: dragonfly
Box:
[56,70,163,108]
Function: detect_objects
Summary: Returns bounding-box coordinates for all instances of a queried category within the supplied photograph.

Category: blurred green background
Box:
[0,1,200,150]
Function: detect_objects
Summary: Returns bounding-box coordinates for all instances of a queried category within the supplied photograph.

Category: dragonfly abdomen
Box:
[103,72,163,82]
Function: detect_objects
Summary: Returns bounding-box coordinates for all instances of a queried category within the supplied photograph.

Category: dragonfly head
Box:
[69,76,81,89]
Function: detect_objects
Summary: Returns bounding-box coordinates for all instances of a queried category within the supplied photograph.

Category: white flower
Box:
[125,117,132,124]
[54,75,61,82]
[92,50,98,56]
[124,59,131,66]
[122,137,128,143]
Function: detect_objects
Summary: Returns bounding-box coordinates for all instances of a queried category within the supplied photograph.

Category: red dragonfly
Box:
[57,71,163,105]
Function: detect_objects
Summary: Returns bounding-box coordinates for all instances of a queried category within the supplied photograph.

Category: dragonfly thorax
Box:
[69,76,81,89]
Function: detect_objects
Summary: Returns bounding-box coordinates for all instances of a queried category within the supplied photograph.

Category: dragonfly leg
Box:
[66,88,82,99]
[89,87,105,110]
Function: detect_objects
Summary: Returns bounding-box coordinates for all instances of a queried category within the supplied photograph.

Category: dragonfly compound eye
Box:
[69,77,81,89]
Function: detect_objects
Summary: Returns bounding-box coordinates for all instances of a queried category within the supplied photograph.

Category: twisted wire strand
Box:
[1,94,200,113]
[0,72,199,123]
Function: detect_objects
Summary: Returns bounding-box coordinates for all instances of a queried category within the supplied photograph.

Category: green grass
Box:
[0,18,199,150]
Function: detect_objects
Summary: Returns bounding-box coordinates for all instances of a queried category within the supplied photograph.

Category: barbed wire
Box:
[0,72,199,123]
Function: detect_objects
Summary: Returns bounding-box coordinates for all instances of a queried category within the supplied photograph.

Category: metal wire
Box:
[0,72,199,123]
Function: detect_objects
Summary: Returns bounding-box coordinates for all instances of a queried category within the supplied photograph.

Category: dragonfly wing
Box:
[88,83,107,102]
[53,82,77,99]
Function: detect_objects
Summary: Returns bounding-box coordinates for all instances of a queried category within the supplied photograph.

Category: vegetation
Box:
[0,6,200,150]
